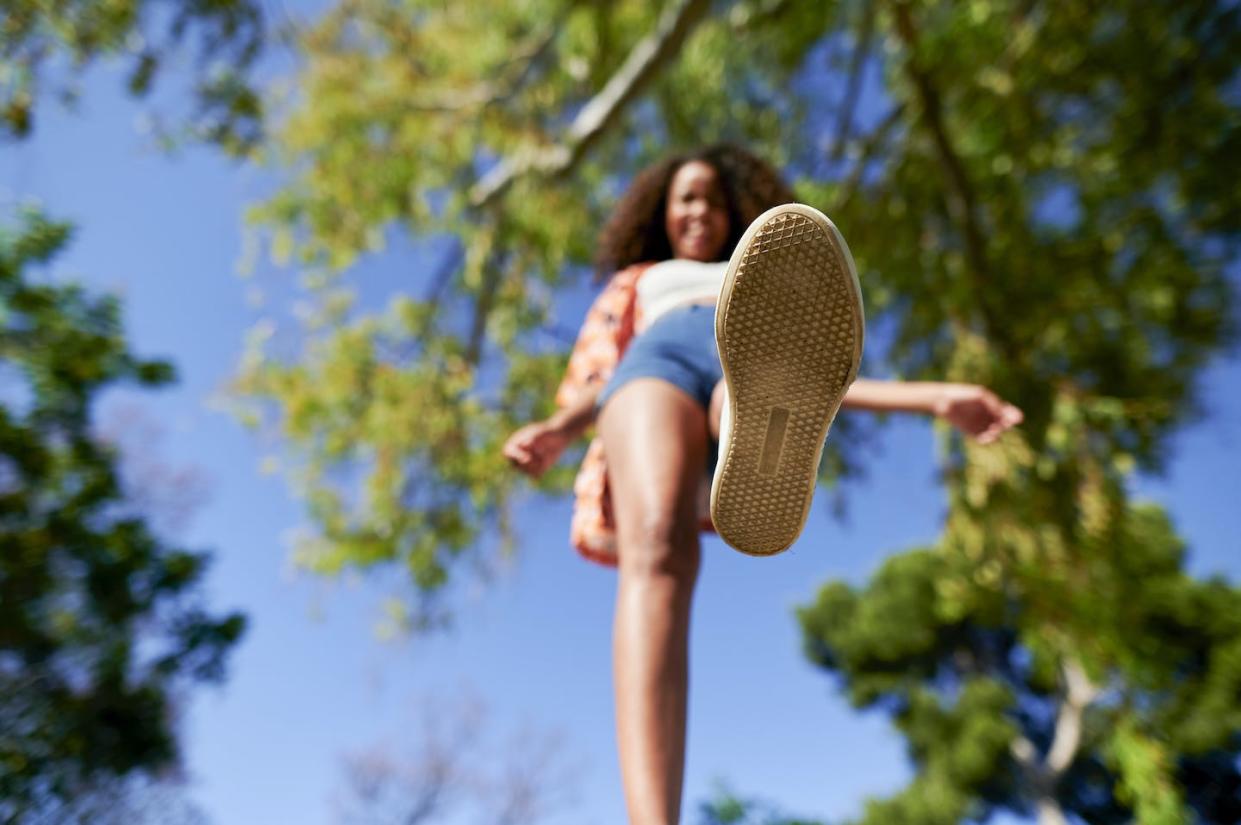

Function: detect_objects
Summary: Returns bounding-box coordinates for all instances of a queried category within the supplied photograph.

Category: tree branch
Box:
[890,1,1007,349]
[405,11,569,114]
[890,2,989,280]
[1046,658,1100,776]
[409,240,464,356]
[727,0,793,32]
[1010,735,1068,825]
[1007,657,1099,825]
[829,2,877,162]
[460,0,710,365]
[1009,733,1039,770]
[830,103,905,214]
[1034,797,1070,825]
[468,0,711,208]
[466,252,504,366]
[424,239,464,304]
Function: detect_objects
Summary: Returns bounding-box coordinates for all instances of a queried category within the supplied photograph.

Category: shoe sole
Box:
[710,203,864,556]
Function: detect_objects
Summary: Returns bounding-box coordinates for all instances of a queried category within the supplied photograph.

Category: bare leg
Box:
[709,378,726,441]
[599,378,709,825]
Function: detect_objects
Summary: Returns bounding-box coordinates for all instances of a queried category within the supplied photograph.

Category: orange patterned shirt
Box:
[555,263,717,566]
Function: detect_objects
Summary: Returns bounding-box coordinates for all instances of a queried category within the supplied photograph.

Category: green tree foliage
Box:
[234,0,869,626]
[239,0,1237,612]
[0,210,245,820]
[798,516,1241,824]
[0,0,265,151]
[238,0,1241,818]
[788,3,1241,821]
[230,0,1241,819]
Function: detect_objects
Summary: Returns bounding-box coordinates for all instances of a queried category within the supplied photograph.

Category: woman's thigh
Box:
[597,378,709,571]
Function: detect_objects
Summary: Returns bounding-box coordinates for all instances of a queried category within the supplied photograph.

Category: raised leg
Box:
[709,378,726,441]
[598,378,709,825]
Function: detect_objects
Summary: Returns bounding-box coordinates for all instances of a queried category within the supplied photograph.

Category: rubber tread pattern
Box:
[711,209,862,555]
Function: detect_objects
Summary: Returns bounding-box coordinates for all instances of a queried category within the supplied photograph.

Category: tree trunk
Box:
[1036,796,1069,825]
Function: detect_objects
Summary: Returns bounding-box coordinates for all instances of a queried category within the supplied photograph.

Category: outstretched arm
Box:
[502,387,602,478]
[842,378,1023,444]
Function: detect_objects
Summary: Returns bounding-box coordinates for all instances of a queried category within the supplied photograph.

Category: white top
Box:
[636,259,729,331]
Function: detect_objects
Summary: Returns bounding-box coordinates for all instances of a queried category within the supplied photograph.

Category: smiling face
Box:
[664,160,732,262]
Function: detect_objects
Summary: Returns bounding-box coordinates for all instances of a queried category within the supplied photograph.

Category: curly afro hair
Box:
[594,144,796,280]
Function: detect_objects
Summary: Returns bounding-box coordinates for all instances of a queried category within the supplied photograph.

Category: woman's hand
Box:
[503,419,572,478]
[932,384,1024,444]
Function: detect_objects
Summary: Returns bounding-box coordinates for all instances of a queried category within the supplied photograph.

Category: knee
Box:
[618,509,701,582]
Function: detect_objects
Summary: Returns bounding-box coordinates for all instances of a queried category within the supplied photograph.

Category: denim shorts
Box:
[596,303,723,414]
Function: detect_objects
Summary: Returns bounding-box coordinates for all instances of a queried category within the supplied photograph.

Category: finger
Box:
[983,415,1011,436]
[983,412,1017,441]
[976,425,1001,444]
[504,445,533,468]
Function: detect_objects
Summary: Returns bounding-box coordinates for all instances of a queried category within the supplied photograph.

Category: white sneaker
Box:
[710,203,864,555]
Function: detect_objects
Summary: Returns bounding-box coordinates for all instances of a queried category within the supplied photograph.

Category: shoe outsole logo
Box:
[758,407,789,477]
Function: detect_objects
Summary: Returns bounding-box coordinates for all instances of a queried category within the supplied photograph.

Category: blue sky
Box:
[3,60,1239,825]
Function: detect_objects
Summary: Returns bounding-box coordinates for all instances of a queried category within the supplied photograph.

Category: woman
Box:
[502,145,1022,825]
